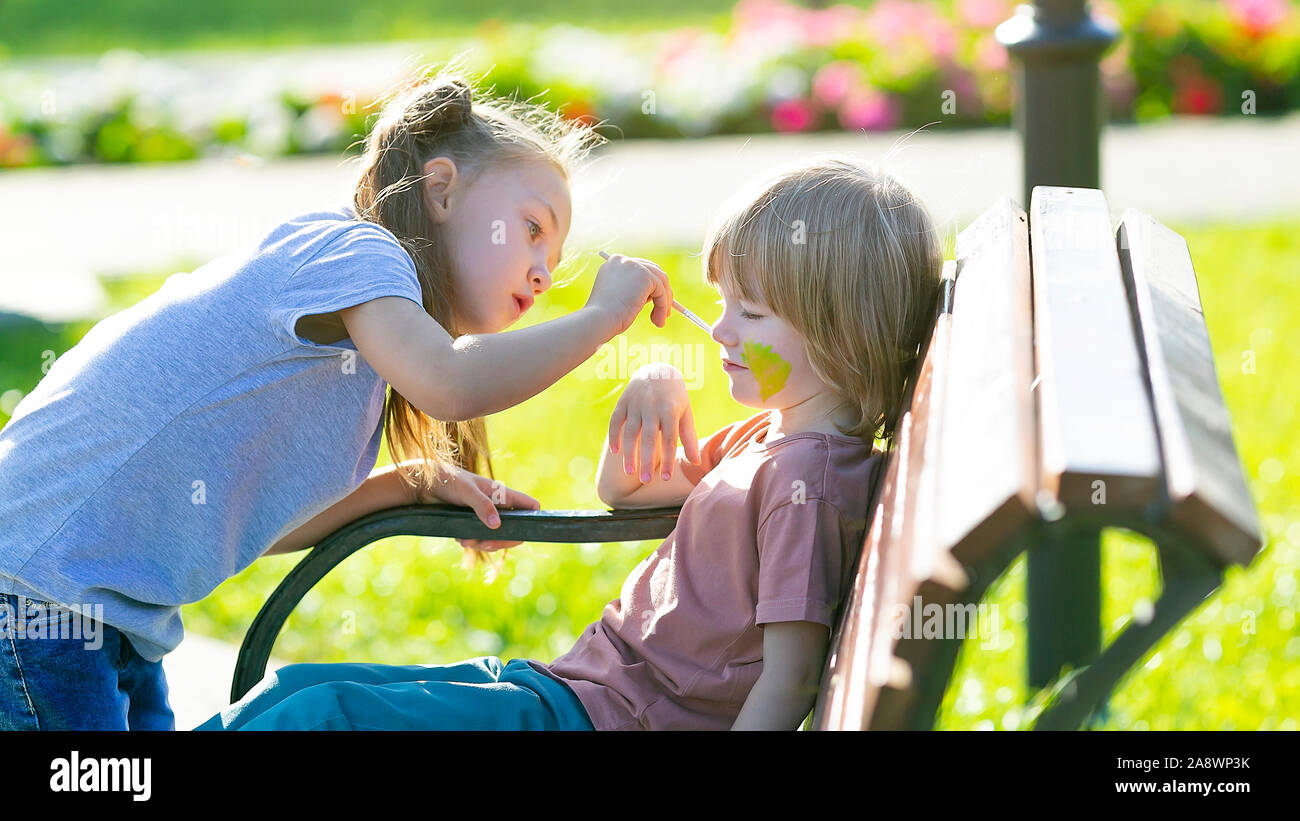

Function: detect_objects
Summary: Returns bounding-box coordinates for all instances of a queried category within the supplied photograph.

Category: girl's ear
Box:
[423,157,459,223]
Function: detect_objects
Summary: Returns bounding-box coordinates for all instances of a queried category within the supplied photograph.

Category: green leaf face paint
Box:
[741,340,791,401]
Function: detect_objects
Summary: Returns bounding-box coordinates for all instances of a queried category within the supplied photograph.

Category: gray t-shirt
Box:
[0,206,424,662]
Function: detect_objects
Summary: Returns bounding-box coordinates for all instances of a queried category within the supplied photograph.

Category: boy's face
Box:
[709,277,831,411]
[424,156,571,334]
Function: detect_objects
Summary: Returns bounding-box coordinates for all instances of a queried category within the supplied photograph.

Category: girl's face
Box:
[710,277,832,412]
[424,156,572,334]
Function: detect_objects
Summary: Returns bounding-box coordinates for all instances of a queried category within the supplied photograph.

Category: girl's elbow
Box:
[408,396,456,422]
[431,398,476,423]
[408,380,477,422]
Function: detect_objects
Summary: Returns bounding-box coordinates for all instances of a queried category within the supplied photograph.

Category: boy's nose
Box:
[710,318,733,346]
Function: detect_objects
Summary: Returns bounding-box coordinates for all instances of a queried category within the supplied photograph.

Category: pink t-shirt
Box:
[529,410,883,730]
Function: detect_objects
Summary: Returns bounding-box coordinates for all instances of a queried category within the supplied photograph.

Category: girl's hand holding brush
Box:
[597,251,712,335]
[586,251,674,335]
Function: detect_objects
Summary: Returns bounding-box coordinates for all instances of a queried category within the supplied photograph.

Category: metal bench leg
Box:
[1032,526,1222,730]
[1027,518,1102,690]
[892,530,1040,730]
[231,524,382,703]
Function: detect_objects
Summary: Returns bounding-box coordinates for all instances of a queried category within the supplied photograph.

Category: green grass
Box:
[1,220,1296,730]
[0,0,740,57]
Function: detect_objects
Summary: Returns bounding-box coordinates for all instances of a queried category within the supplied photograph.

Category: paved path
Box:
[5,111,1300,728]
[3,112,1300,321]
[161,632,290,730]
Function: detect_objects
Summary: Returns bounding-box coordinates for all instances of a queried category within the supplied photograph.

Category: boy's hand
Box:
[409,462,540,552]
[586,252,673,335]
[607,363,702,483]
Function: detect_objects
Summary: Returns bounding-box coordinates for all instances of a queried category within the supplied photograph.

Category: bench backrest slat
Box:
[941,197,1039,565]
[1031,187,1163,511]
[813,263,957,730]
[874,199,1043,728]
[1117,210,1262,565]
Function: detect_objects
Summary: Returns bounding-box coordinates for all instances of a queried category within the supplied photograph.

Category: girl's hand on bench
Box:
[410,462,540,552]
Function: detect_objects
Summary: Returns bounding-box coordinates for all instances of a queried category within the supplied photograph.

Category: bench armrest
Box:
[231,504,680,703]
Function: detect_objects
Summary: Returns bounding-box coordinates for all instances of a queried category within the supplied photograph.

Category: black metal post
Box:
[996,1,1120,210]
[1025,518,1103,692]
[996,1,1120,691]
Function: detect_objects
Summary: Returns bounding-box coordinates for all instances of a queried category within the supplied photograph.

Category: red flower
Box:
[560,100,599,128]
[771,98,819,132]
[0,128,35,167]
[1172,74,1223,115]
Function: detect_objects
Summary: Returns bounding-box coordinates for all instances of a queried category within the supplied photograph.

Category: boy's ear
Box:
[423,157,458,223]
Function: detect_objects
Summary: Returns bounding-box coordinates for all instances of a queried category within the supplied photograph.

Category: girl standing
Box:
[0,73,674,730]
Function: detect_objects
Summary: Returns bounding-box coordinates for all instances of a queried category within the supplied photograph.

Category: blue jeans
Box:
[0,593,174,730]
[196,656,594,731]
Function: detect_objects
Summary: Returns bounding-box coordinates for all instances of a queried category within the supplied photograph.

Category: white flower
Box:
[244,99,292,156]
[528,24,649,96]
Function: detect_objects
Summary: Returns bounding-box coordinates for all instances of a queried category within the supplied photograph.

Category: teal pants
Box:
[195,656,594,731]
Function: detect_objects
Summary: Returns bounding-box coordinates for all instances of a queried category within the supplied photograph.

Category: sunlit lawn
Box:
[0,219,1296,729]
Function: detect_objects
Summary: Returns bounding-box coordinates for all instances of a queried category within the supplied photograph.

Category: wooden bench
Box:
[232,186,1262,730]
[812,186,1262,730]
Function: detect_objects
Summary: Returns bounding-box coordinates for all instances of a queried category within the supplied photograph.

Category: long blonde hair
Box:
[702,156,944,445]
[352,67,602,567]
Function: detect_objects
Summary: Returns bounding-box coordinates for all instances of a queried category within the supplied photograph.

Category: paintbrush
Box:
[597,251,713,335]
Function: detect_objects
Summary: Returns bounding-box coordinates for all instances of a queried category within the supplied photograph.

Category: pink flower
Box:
[957,0,1014,28]
[921,18,959,60]
[942,68,980,111]
[733,0,870,49]
[839,89,901,131]
[771,98,819,132]
[974,32,1009,72]
[812,61,862,108]
[804,6,866,47]
[864,0,936,43]
[733,0,803,37]
[657,29,705,74]
[732,0,784,26]
[1226,0,1291,38]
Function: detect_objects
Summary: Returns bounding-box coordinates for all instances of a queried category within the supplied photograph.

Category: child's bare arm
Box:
[264,461,538,555]
[596,363,703,509]
[597,443,701,509]
[343,297,612,422]
[730,621,830,730]
[264,463,415,555]
[340,254,673,422]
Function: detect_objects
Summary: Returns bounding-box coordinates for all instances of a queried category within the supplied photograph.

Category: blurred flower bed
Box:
[1,0,1297,168]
